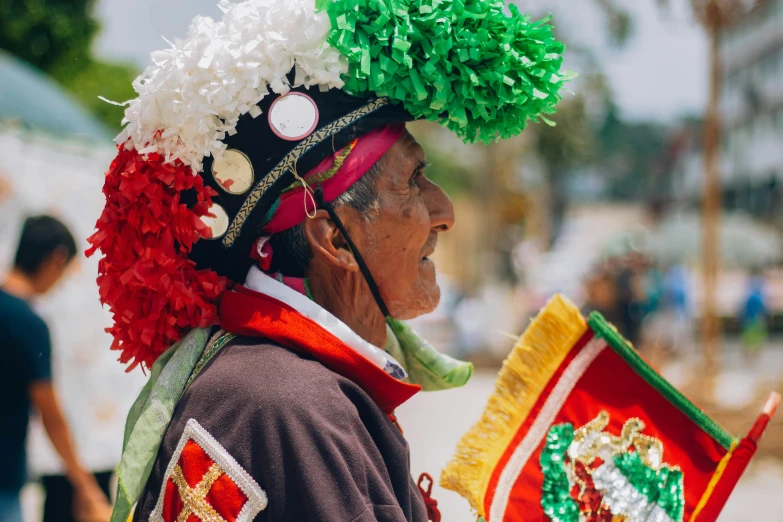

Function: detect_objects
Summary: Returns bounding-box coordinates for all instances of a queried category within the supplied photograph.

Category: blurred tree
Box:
[0,0,137,130]
[50,59,137,131]
[655,0,768,396]
[590,0,769,396]
[0,0,97,70]
[591,0,634,46]
[537,96,597,179]
[527,2,635,245]
[596,105,668,200]
[536,95,597,242]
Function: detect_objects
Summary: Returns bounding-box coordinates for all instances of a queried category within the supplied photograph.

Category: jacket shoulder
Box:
[184,335,368,419]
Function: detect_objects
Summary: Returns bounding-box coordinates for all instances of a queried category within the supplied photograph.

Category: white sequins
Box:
[268,92,319,141]
[592,461,675,522]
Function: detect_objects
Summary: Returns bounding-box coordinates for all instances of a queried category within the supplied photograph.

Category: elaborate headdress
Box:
[87,0,569,370]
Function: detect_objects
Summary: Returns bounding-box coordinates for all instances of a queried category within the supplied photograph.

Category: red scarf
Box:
[219,285,421,414]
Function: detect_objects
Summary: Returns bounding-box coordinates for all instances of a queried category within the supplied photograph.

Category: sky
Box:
[93,0,709,123]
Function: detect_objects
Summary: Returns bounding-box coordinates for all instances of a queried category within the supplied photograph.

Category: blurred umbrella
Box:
[648,211,783,267]
[0,51,110,141]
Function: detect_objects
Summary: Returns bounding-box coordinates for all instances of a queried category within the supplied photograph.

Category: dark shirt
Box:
[0,288,51,492]
[134,336,428,522]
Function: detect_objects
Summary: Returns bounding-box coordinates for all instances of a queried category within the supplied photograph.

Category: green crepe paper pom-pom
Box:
[323,0,571,143]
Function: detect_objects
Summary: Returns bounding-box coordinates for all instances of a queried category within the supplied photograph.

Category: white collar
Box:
[244,266,407,379]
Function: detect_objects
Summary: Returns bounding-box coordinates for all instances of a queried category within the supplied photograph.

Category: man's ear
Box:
[302,209,360,272]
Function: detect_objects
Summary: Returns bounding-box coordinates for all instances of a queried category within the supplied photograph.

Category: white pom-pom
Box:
[117,0,348,173]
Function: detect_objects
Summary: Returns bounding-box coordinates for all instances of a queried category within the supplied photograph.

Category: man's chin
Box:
[402,279,441,320]
[419,257,436,277]
[421,285,441,315]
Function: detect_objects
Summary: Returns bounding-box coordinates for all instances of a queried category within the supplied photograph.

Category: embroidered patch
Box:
[151,419,267,522]
[539,412,684,522]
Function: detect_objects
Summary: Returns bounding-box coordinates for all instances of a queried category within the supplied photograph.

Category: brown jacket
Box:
[134,336,428,522]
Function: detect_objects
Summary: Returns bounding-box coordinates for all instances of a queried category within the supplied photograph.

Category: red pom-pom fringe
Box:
[87,147,227,371]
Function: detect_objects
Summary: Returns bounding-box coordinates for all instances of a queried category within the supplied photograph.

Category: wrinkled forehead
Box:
[400,130,425,160]
[381,130,426,176]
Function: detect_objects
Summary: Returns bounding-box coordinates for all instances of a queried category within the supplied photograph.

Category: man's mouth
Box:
[420,236,438,261]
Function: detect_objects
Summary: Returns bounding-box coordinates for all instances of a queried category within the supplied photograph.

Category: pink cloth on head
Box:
[263,123,406,233]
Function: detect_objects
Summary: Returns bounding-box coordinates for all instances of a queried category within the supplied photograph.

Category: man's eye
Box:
[409,169,423,187]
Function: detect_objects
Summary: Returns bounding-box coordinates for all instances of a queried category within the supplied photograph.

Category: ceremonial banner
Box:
[442,295,778,522]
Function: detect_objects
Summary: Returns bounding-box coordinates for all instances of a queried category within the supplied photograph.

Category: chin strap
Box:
[313,185,391,319]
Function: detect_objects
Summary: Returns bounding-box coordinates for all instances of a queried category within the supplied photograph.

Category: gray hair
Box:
[268,161,383,277]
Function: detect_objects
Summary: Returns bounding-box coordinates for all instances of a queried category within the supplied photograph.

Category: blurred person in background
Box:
[583,266,620,326]
[0,216,111,522]
[639,260,667,369]
[659,263,694,357]
[642,261,665,319]
[638,263,693,369]
[615,253,649,347]
[740,267,768,360]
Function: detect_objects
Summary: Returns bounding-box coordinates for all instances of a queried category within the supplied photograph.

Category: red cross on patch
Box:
[151,419,267,522]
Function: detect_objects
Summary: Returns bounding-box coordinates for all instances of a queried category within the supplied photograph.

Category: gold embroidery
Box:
[569,411,668,471]
[550,412,684,521]
[280,139,357,195]
[171,462,226,522]
[222,97,390,247]
[184,330,237,392]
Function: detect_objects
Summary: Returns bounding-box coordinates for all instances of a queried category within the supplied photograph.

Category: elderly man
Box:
[87,1,566,521]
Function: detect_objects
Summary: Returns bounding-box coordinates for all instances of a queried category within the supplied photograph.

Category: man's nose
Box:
[426,181,455,233]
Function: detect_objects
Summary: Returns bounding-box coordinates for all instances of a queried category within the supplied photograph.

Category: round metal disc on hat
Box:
[268,92,319,141]
[211,149,254,195]
[200,203,229,240]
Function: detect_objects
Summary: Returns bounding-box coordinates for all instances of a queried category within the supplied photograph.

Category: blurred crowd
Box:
[583,252,771,368]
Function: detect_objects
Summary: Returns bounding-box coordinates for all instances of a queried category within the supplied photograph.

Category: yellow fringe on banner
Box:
[440,294,587,517]
[690,441,737,520]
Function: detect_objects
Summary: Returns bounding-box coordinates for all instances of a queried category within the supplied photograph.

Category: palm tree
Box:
[592,0,767,398]
[659,0,766,397]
